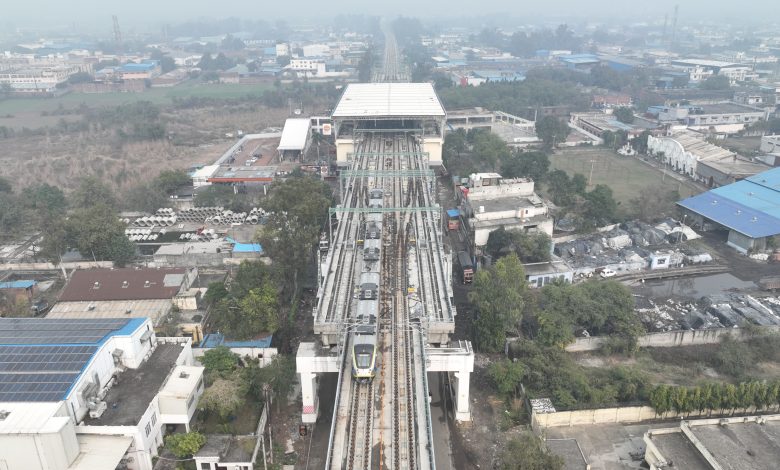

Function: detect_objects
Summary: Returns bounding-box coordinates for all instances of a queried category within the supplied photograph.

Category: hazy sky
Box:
[5,0,780,31]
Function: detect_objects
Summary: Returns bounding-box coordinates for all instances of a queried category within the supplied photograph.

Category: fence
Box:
[564,325,780,352]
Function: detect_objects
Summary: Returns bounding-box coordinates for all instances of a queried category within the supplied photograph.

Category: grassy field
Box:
[549,147,698,203]
[0,81,274,116]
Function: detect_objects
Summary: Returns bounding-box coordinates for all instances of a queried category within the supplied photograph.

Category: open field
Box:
[0,81,275,129]
[549,147,698,204]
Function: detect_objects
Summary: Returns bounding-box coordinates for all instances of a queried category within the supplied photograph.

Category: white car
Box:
[599,268,617,278]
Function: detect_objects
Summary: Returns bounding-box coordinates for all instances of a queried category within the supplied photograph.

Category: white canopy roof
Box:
[332,83,446,118]
[278,118,311,151]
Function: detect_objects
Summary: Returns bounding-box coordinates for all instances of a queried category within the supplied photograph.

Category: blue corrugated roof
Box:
[198,332,273,349]
[678,167,780,238]
[225,237,263,253]
[0,280,36,289]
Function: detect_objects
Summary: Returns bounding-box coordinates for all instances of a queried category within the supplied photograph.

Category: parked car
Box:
[599,268,617,278]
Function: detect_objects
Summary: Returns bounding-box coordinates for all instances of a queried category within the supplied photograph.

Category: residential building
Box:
[0,317,204,470]
[458,173,553,250]
[677,167,780,253]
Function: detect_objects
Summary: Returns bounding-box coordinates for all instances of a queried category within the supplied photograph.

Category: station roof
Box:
[278,118,311,151]
[332,83,445,118]
[678,167,780,238]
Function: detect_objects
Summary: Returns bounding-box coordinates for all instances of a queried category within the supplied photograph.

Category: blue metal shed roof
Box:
[0,280,36,289]
[677,167,780,238]
[198,332,272,349]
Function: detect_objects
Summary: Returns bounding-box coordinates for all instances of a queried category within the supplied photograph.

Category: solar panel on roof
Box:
[0,319,132,402]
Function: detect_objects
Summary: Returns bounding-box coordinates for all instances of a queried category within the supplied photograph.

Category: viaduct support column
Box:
[300,371,318,424]
[453,371,471,421]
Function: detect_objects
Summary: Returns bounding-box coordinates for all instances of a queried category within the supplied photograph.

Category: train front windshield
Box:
[356,353,372,369]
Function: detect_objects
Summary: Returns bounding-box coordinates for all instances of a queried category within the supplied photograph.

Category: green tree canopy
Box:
[258,176,333,298]
[469,253,528,352]
[700,74,731,90]
[614,107,634,124]
[535,116,570,148]
[164,432,206,458]
[500,151,550,182]
[500,432,564,470]
[485,228,551,263]
[199,346,238,375]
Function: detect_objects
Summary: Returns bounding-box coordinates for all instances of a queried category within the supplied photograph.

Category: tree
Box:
[485,228,551,263]
[239,283,280,334]
[469,253,527,352]
[535,116,569,148]
[203,281,229,306]
[67,72,93,84]
[488,359,525,399]
[24,183,67,221]
[500,432,564,470]
[629,186,680,221]
[72,176,116,210]
[199,376,245,418]
[199,346,238,375]
[701,74,731,90]
[500,151,550,182]
[257,176,332,299]
[69,204,132,261]
[164,432,206,458]
[583,184,618,226]
[614,107,634,124]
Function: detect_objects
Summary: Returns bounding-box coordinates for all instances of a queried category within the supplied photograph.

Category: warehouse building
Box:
[645,414,780,470]
[648,130,768,187]
[0,317,204,470]
[47,267,198,327]
[678,167,780,253]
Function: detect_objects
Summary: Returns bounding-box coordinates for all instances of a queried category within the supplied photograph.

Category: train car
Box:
[352,320,377,382]
[457,251,474,284]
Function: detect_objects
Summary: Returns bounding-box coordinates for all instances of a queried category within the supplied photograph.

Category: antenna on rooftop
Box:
[112,15,122,45]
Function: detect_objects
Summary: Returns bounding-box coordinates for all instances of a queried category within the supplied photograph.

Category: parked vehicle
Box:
[457,251,474,284]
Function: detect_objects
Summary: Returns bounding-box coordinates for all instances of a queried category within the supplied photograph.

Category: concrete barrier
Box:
[563,325,780,352]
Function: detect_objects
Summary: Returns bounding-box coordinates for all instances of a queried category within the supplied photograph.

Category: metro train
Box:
[352,186,384,382]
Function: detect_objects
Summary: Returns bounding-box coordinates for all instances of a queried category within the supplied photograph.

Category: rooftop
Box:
[0,280,36,289]
[332,83,445,118]
[196,434,256,463]
[58,268,188,302]
[47,299,173,325]
[277,118,310,151]
[678,167,780,238]
[0,318,142,402]
[199,332,272,349]
[696,102,764,115]
[209,166,277,183]
[83,343,184,426]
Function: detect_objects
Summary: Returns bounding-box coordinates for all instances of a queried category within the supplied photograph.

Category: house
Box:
[0,317,204,470]
[459,173,553,250]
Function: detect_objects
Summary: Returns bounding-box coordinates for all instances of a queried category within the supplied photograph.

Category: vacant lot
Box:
[549,147,698,204]
[0,81,274,129]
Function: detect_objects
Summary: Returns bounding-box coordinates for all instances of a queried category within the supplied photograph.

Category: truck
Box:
[457,251,474,284]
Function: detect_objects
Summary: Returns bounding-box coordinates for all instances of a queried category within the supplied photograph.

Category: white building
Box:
[460,173,554,248]
[0,318,204,470]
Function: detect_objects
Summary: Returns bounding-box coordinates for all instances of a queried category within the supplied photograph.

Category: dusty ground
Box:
[0,101,290,193]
